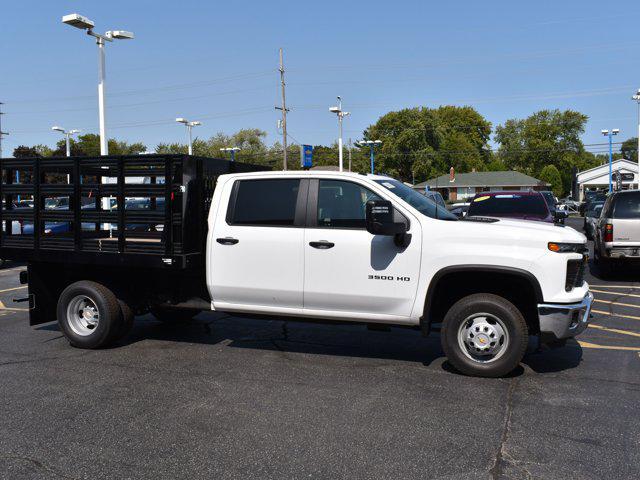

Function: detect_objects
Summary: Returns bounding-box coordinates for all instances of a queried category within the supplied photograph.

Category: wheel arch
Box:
[421,265,543,335]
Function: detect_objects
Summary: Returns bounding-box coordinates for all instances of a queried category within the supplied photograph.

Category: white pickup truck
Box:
[2,155,593,377]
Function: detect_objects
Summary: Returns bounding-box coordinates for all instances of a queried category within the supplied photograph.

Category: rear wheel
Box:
[115,300,135,342]
[57,281,122,349]
[150,305,200,323]
[441,294,528,377]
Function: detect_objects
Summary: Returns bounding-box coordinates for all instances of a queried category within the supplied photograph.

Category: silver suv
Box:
[594,190,640,274]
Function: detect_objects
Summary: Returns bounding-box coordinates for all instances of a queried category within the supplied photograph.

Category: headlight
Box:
[548,242,587,253]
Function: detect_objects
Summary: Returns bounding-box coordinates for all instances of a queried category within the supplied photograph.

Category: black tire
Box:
[441,293,528,378]
[593,245,611,278]
[115,300,135,342]
[57,281,122,349]
[150,305,200,323]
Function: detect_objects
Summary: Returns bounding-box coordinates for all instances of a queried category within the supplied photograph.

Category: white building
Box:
[576,159,638,200]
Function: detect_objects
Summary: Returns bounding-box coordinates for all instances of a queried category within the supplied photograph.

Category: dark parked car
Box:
[580,190,607,216]
[583,201,604,240]
[539,190,567,223]
[467,191,556,223]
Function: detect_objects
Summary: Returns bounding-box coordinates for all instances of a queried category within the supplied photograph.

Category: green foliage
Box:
[50,134,147,157]
[538,165,563,197]
[363,105,492,183]
[13,145,42,158]
[494,109,589,195]
[621,137,638,162]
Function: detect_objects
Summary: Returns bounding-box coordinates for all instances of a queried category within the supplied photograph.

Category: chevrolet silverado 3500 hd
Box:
[0,155,592,377]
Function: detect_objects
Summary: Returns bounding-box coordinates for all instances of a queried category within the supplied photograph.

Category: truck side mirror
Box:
[553,210,568,223]
[366,200,411,248]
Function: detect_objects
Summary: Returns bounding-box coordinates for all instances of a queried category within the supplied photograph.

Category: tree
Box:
[363,105,492,183]
[13,145,42,158]
[621,137,638,162]
[538,164,563,197]
[53,134,147,157]
[495,109,589,194]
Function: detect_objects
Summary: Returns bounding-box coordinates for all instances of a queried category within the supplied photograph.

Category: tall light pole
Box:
[329,96,350,172]
[632,89,640,189]
[358,140,382,174]
[602,128,620,193]
[62,13,134,156]
[220,147,241,162]
[175,118,201,155]
[51,126,80,157]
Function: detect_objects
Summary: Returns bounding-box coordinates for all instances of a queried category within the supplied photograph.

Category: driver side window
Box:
[317,180,381,229]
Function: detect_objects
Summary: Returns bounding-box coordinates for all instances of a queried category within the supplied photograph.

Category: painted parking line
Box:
[589,324,640,338]
[589,285,640,289]
[0,267,26,275]
[578,340,640,352]
[0,300,28,312]
[594,298,640,309]
[0,285,27,294]
[592,309,640,321]
[591,288,640,299]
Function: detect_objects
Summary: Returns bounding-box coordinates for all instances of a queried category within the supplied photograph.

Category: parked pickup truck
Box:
[0,155,593,377]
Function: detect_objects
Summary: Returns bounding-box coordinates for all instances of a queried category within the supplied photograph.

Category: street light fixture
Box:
[220,147,241,162]
[329,96,350,172]
[51,126,81,157]
[176,118,201,155]
[602,128,620,193]
[357,140,382,174]
[632,89,640,189]
[62,13,134,156]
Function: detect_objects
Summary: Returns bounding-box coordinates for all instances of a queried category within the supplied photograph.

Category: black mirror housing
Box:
[366,200,407,236]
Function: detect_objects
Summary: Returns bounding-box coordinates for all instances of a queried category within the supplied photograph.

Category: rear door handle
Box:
[217,237,239,245]
[309,240,335,249]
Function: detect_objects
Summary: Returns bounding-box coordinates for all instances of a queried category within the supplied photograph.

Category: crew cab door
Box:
[208,178,307,313]
[303,178,421,320]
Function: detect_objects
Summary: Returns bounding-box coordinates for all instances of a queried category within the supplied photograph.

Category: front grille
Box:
[565,257,586,291]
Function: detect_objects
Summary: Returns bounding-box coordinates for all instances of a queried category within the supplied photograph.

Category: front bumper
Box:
[537,292,593,339]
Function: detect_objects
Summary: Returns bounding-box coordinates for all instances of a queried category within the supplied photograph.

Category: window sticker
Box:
[382,182,395,189]
[495,195,518,199]
[474,196,490,202]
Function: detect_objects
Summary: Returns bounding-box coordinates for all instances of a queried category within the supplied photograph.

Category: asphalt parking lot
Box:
[0,216,639,480]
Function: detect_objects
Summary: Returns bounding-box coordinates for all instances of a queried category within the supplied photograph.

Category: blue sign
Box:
[301,145,313,168]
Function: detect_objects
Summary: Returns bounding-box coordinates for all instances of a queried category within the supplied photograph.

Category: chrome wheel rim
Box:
[66,295,100,336]
[457,313,509,364]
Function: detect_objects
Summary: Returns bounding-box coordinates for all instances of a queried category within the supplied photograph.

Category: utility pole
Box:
[348,138,352,172]
[0,102,8,158]
[275,48,289,170]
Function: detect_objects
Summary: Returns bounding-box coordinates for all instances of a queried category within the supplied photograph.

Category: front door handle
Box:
[309,240,335,249]
[217,237,239,245]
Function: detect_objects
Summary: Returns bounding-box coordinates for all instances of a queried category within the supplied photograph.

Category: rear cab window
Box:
[228,179,301,226]
[612,192,640,219]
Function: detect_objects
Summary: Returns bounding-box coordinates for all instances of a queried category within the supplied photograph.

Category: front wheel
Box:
[441,294,528,377]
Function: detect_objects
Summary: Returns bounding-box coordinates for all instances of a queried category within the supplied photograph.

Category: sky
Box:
[1,0,639,157]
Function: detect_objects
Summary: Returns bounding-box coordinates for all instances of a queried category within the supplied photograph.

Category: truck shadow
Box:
[110,313,583,376]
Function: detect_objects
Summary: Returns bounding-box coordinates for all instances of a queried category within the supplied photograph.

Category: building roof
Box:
[577,158,638,183]
[414,170,549,189]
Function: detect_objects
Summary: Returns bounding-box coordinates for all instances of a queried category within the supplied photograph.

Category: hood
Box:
[463,217,586,243]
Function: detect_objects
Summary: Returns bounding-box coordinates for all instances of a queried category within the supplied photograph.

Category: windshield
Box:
[374,180,457,220]
[468,194,549,218]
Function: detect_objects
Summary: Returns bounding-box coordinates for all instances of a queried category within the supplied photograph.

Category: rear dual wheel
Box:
[441,294,528,377]
[57,281,134,349]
